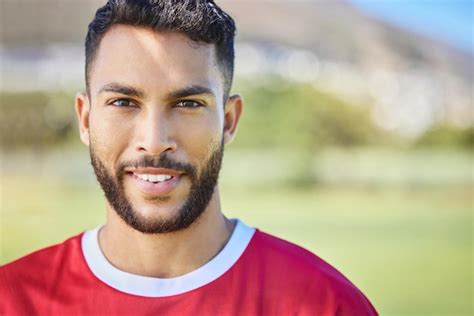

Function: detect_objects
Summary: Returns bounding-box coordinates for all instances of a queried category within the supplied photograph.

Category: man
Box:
[0,1,377,315]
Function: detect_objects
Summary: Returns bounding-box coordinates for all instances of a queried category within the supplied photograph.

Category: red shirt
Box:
[0,220,377,315]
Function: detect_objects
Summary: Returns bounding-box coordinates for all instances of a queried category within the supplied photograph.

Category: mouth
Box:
[133,173,175,183]
[125,168,184,196]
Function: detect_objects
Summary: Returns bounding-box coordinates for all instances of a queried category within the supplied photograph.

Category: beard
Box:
[89,139,224,234]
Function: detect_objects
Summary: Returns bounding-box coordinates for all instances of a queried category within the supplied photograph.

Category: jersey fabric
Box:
[0,219,378,315]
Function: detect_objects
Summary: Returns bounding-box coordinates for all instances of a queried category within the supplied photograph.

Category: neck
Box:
[98,189,235,278]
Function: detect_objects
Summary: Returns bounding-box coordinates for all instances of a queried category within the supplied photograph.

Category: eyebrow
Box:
[97,83,216,101]
[98,82,145,99]
[165,85,215,101]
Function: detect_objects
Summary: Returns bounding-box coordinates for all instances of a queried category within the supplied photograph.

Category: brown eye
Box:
[175,100,203,108]
[111,99,136,107]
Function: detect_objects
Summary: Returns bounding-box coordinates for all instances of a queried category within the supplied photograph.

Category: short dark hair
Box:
[85,0,236,100]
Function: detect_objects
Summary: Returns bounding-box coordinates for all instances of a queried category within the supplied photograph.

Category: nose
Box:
[135,108,177,155]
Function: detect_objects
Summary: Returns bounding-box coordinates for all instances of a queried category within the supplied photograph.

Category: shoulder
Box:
[1,233,83,271]
[0,233,86,314]
[246,229,378,315]
[249,229,348,280]
[0,233,84,292]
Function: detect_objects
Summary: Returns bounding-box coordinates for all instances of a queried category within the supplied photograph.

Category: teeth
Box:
[137,174,149,181]
[135,174,173,183]
[149,175,159,182]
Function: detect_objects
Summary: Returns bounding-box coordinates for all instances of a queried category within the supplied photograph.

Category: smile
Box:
[126,168,183,196]
[133,173,173,183]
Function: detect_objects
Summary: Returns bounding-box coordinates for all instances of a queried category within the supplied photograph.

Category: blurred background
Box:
[0,0,472,315]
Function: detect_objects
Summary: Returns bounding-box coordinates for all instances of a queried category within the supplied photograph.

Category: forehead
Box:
[89,25,222,97]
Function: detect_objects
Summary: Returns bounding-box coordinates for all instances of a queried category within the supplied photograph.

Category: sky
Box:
[350,0,474,54]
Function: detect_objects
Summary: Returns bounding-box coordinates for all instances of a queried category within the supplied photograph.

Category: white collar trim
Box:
[81,219,255,297]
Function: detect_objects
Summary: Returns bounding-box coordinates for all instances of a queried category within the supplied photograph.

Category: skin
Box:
[75,25,243,278]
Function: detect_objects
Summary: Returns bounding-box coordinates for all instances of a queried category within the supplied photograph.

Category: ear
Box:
[75,92,91,147]
[223,94,243,145]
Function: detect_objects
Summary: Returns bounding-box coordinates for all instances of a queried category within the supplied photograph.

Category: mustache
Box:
[117,154,197,180]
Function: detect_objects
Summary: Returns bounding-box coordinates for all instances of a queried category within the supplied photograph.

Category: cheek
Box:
[89,111,132,161]
[173,114,223,161]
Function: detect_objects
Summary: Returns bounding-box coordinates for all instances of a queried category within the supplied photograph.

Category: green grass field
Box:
[1,148,472,315]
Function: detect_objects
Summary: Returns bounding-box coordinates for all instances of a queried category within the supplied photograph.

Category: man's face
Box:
[76,25,241,234]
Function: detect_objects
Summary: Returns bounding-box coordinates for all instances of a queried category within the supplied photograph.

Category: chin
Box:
[132,201,181,220]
